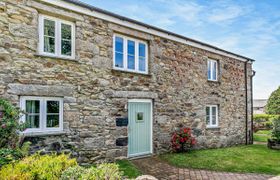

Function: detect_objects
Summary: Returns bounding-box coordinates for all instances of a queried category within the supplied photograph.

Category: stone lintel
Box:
[7,83,74,97]
[112,91,158,99]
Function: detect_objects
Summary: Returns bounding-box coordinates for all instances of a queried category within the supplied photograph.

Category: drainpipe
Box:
[250,70,256,144]
[244,60,248,145]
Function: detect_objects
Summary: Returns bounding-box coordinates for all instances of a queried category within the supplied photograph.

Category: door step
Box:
[128,154,153,160]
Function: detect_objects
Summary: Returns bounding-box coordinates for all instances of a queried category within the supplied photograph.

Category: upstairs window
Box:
[207,59,218,81]
[113,34,148,74]
[206,105,219,128]
[20,97,63,133]
[38,15,75,59]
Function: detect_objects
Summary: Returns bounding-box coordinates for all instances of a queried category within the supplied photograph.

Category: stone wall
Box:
[0,0,253,164]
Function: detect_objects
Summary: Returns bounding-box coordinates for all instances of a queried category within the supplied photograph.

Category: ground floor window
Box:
[20,96,63,133]
[206,105,218,128]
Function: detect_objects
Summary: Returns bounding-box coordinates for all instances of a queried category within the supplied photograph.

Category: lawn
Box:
[254,130,271,142]
[116,160,142,178]
[160,144,280,175]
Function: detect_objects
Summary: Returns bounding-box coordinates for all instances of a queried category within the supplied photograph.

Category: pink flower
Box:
[1,124,6,129]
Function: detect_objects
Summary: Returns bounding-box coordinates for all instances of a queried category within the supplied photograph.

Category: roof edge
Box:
[40,0,256,62]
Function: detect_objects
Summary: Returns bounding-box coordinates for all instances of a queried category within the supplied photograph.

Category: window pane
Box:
[139,43,146,57]
[139,57,146,72]
[26,100,40,113]
[115,52,123,68]
[44,37,55,53]
[47,101,59,113]
[212,61,217,80]
[207,61,211,79]
[61,23,71,40]
[212,106,217,125]
[127,40,135,55]
[61,40,71,56]
[212,106,216,115]
[206,106,210,116]
[128,55,135,70]
[212,115,216,125]
[47,115,59,128]
[26,115,39,128]
[115,37,123,52]
[206,115,210,125]
[44,19,55,37]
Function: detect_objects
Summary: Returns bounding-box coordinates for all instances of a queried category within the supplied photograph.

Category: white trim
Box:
[20,96,63,134]
[113,34,148,74]
[38,14,75,59]
[127,99,153,158]
[206,105,219,128]
[207,59,218,81]
[40,0,252,63]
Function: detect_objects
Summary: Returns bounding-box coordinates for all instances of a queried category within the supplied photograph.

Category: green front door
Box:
[128,100,152,157]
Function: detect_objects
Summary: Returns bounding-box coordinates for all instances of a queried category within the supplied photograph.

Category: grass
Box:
[116,160,142,178]
[254,130,271,142]
[160,144,280,175]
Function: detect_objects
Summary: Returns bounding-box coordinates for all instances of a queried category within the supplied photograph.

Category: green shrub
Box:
[266,86,280,114]
[0,98,25,149]
[0,153,77,180]
[253,114,276,131]
[92,163,123,180]
[0,148,23,167]
[60,163,123,180]
[60,165,88,180]
[0,142,31,167]
[271,116,280,141]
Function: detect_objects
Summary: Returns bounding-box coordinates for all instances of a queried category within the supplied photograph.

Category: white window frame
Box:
[20,96,63,134]
[206,105,219,128]
[207,59,218,81]
[113,34,148,74]
[38,14,75,59]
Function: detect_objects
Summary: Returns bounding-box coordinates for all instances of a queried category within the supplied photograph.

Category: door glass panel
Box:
[136,112,144,122]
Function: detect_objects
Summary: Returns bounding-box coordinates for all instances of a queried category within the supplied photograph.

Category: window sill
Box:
[21,130,67,137]
[35,54,77,62]
[111,69,151,77]
[206,126,220,130]
[207,79,219,82]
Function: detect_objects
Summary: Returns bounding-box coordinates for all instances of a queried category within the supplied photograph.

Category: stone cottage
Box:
[0,0,254,163]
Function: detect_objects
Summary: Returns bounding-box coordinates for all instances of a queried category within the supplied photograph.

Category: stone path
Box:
[132,157,278,180]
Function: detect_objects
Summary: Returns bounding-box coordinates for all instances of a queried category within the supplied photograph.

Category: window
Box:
[206,105,218,127]
[113,34,148,74]
[20,97,63,133]
[136,112,144,121]
[207,59,218,81]
[38,15,75,59]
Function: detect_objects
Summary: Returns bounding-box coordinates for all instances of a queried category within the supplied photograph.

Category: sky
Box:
[82,0,280,99]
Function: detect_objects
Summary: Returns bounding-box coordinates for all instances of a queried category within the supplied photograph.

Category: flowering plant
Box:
[171,127,196,152]
[0,99,25,148]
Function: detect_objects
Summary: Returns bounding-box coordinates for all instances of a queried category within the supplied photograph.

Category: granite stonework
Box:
[0,0,253,163]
